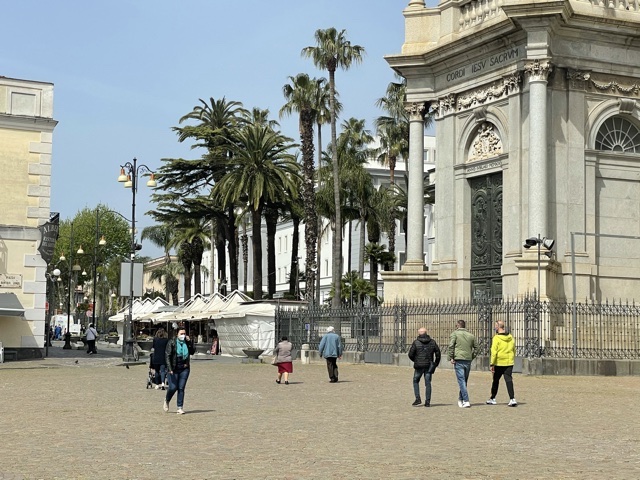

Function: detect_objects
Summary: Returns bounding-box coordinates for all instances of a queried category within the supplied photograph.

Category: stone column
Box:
[524,60,553,237]
[403,102,427,271]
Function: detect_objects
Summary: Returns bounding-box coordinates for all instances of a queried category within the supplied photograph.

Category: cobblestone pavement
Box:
[1,347,638,480]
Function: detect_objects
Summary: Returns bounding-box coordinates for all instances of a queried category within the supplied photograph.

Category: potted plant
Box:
[107,332,119,344]
[136,334,153,351]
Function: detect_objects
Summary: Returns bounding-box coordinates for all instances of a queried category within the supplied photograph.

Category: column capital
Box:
[405,101,427,121]
[524,59,553,82]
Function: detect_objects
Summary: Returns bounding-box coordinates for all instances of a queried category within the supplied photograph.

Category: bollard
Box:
[301,343,310,365]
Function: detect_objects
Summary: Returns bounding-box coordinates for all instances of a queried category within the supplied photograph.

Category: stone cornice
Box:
[0,114,58,132]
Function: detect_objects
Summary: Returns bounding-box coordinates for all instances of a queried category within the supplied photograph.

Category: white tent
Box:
[211,300,276,356]
[108,298,169,345]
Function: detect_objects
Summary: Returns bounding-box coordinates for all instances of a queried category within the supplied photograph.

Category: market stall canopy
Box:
[108,297,169,322]
[0,292,25,317]
[172,294,210,321]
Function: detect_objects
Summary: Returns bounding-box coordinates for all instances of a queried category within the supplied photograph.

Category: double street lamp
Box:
[60,224,84,349]
[90,207,131,334]
[523,234,555,301]
[118,158,156,362]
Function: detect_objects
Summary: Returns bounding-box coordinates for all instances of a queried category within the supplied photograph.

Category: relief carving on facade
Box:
[567,69,640,97]
[455,73,521,112]
[566,69,591,89]
[436,94,457,117]
[468,122,503,162]
[524,59,553,82]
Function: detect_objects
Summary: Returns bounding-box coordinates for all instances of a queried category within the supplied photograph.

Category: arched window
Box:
[595,116,640,153]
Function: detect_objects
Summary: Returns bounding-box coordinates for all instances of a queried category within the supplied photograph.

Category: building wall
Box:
[385,0,640,302]
[0,76,56,359]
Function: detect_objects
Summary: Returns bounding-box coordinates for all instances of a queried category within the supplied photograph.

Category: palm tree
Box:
[148,262,182,305]
[213,123,299,300]
[141,224,174,300]
[302,27,365,308]
[365,243,394,306]
[280,73,326,301]
[176,218,211,297]
[158,97,249,292]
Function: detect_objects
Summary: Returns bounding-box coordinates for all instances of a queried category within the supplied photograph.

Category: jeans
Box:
[166,367,190,408]
[454,360,472,402]
[154,364,167,386]
[412,367,433,401]
[325,357,339,381]
[86,339,97,354]
[491,365,515,399]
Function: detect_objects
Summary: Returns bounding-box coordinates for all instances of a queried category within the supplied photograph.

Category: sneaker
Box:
[163,400,169,413]
[176,408,185,415]
[458,400,464,408]
[508,398,518,407]
[462,401,471,408]
[424,401,430,407]
[486,398,497,405]
[154,385,160,390]
[412,398,422,407]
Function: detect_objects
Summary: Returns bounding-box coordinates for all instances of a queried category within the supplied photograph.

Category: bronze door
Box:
[470,172,503,300]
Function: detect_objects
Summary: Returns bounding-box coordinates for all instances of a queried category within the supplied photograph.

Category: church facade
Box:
[383,0,640,302]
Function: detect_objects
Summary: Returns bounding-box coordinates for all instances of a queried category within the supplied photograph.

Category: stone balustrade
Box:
[579,0,640,11]
[458,0,504,31]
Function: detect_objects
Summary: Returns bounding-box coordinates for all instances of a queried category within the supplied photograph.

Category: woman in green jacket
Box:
[487,321,517,407]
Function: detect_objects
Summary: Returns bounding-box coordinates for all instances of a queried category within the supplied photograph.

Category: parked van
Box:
[51,314,81,335]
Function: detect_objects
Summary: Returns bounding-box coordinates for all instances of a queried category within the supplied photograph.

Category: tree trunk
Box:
[289,216,300,298]
[329,67,342,308]
[301,109,317,303]
[227,208,239,292]
[215,232,226,292]
[388,157,397,271]
[209,220,216,294]
[370,252,379,307]
[265,206,278,297]
[251,207,263,300]
[359,215,366,278]
[316,122,323,304]
[241,229,248,294]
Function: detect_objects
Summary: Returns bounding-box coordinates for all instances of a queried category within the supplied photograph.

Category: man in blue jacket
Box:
[318,326,343,383]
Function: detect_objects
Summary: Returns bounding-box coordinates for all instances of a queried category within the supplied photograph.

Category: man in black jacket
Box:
[408,327,441,407]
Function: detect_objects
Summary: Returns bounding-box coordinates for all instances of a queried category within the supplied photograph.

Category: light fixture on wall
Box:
[523,235,555,300]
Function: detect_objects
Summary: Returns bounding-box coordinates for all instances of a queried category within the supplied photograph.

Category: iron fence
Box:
[275,298,640,361]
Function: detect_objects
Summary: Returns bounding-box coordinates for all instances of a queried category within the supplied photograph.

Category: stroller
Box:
[146,357,155,389]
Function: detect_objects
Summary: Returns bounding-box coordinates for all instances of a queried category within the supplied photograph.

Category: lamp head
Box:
[542,238,555,251]
[52,268,61,277]
[99,235,107,246]
[118,168,128,183]
[59,253,66,262]
[77,245,84,255]
[524,237,539,249]
[124,175,132,188]
[72,264,81,272]
[146,173,157,188]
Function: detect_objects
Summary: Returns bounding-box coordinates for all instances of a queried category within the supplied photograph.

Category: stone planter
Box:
[195,343,210,355]
[137,340,153,352]
[242,348,264,359]
[107,336,119,344]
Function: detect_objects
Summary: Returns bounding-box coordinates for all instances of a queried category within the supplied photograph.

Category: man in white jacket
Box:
[86,323,99,355]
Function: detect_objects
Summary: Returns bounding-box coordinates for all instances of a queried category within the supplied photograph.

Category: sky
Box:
[3,0,439,258]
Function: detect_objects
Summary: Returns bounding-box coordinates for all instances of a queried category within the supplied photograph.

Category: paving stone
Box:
[0,348,638,479]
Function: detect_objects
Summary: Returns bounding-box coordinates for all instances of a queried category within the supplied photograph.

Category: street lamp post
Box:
[118,158,156,362]
[62,224,84,349]
[523,235,555,301]
[91,207,131,334]
[44,268,61,356]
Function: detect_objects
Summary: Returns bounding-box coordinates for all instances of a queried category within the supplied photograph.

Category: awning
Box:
[0,292,25,317]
